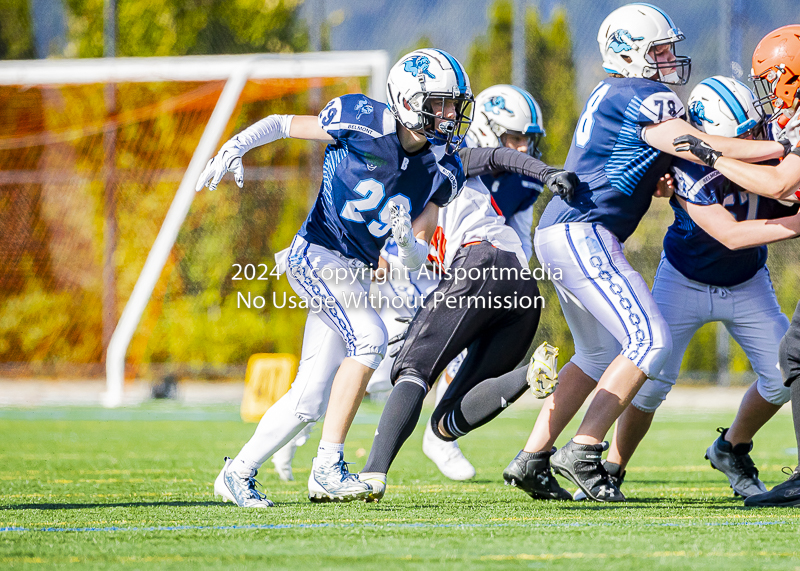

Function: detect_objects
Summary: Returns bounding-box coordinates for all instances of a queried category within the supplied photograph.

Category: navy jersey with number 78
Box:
[539,77,685,242]
[297,94,466,267]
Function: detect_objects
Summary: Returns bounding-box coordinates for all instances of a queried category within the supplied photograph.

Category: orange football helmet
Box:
[751,25,800,125]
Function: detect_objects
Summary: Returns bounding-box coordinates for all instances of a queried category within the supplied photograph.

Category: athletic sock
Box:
[362,379,427,474]
[792,381,800,466]
[231,395,310,478]
[438,366,529,438]
[316,441,345,466]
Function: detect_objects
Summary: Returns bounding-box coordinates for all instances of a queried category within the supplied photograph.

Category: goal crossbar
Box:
[0,51,389,406]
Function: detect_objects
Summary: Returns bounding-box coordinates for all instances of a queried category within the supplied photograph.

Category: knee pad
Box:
[626,319,672,379]
[631,378,674,413]
[348,320,388,367]
[757,375,792,405]
[569,352,615,383]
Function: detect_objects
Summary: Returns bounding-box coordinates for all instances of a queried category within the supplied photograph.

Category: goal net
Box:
[0,51,389,406]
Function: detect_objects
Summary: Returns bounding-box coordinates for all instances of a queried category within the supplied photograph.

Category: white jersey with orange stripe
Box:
[428,175,528,271]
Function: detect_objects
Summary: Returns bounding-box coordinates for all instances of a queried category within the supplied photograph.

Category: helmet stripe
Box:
[633,3,677,30]
[433,49,467,94]
[508,85,544,134]
[703,77,747,126]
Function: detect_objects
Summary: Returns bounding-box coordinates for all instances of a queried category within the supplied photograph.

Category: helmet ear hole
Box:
[622,55,632,64]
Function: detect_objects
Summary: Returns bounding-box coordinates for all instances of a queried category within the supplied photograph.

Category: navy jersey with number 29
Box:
[539,77,684,242]
[298,94,465,267]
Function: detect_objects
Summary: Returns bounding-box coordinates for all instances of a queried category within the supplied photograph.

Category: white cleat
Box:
[271,441,298,482]
[213,457,274,508]
[359,472,387,503]
[422,423,476,481]
[307,453,372,503]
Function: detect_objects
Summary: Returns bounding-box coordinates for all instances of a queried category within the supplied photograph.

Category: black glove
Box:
[542,169,579,202]
[673,135,723,168]
[779,138,793,158]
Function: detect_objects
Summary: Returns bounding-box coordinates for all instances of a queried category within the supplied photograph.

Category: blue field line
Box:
[1,520,794,534]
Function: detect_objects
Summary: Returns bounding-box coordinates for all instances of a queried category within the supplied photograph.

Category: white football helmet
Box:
[597,3,691,85]
[467,84,546,157]
[688,76,765,139]
[386,48,474,153]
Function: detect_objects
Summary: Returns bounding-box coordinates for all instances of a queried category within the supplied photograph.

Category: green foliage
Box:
[465,0,513,92]
[62,0,309,58]
[524,7,578,166]
[0,0,34,59]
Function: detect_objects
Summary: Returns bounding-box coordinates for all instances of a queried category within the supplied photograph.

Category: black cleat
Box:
[573,460,626,500]
[744,467,800,508]
[503,448,572,500]
[705,427,767,498]
[550,440,625,502]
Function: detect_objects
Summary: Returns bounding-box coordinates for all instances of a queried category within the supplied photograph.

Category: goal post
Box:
[0,51,389,407]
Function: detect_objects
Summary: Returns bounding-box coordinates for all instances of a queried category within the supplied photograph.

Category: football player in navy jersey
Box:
[196,49,473,506]
[673,27,800,507]
[487,3,788,503]
[585,77,800,501]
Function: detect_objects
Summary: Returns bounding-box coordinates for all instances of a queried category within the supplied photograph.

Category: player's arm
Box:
[642,118,785,164]
[679,196,800,249]
[706,154,800,201]
[196,114,333,191]
[390,201,436,271]
[458,147,579,200]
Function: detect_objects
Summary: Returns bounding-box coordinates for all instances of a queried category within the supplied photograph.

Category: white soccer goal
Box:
[0,51,389,407]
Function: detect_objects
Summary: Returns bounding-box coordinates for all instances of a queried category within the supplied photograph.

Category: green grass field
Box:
[2,401,800,570]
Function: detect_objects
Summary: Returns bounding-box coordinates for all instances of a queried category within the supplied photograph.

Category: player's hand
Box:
[673,135,723,168]
[389,201,414,248]
[543,169,579,202]
[654,172,675,198]
[195,139,246,192]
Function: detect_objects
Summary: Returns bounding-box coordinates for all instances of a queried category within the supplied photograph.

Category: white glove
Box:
[389,200,428,271]
[196,139,245,192]
[527,342,559,398]
[389,201,414,247]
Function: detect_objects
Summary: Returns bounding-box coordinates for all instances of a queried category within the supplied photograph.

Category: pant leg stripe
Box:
[289,239,357,355]
[564,224,629,337]
[592,225,653,368]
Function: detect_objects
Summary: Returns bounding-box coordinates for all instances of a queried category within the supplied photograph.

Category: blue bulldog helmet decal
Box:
[403,55,436,79]
[689,100,713,125]
[483,95,514,116]
[609,29,644,53]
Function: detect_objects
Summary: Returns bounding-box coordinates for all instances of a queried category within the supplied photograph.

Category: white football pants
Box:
[534,222,672,380]
[633,256,790,412]
[231,236,387,476]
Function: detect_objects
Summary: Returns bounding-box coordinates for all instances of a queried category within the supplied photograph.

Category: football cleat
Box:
[744,467,800,507]
[574,461,626,501]
[422,423,476,481]
[550,440,625,502]
[705,427,768,498]
[308,453,372,503]
[359,472,387,503]
[213,457,274,508]
[503,448,572,500]
[527,342,559,398]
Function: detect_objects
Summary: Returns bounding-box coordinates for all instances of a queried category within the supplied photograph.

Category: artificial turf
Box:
[2,400,799,570]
